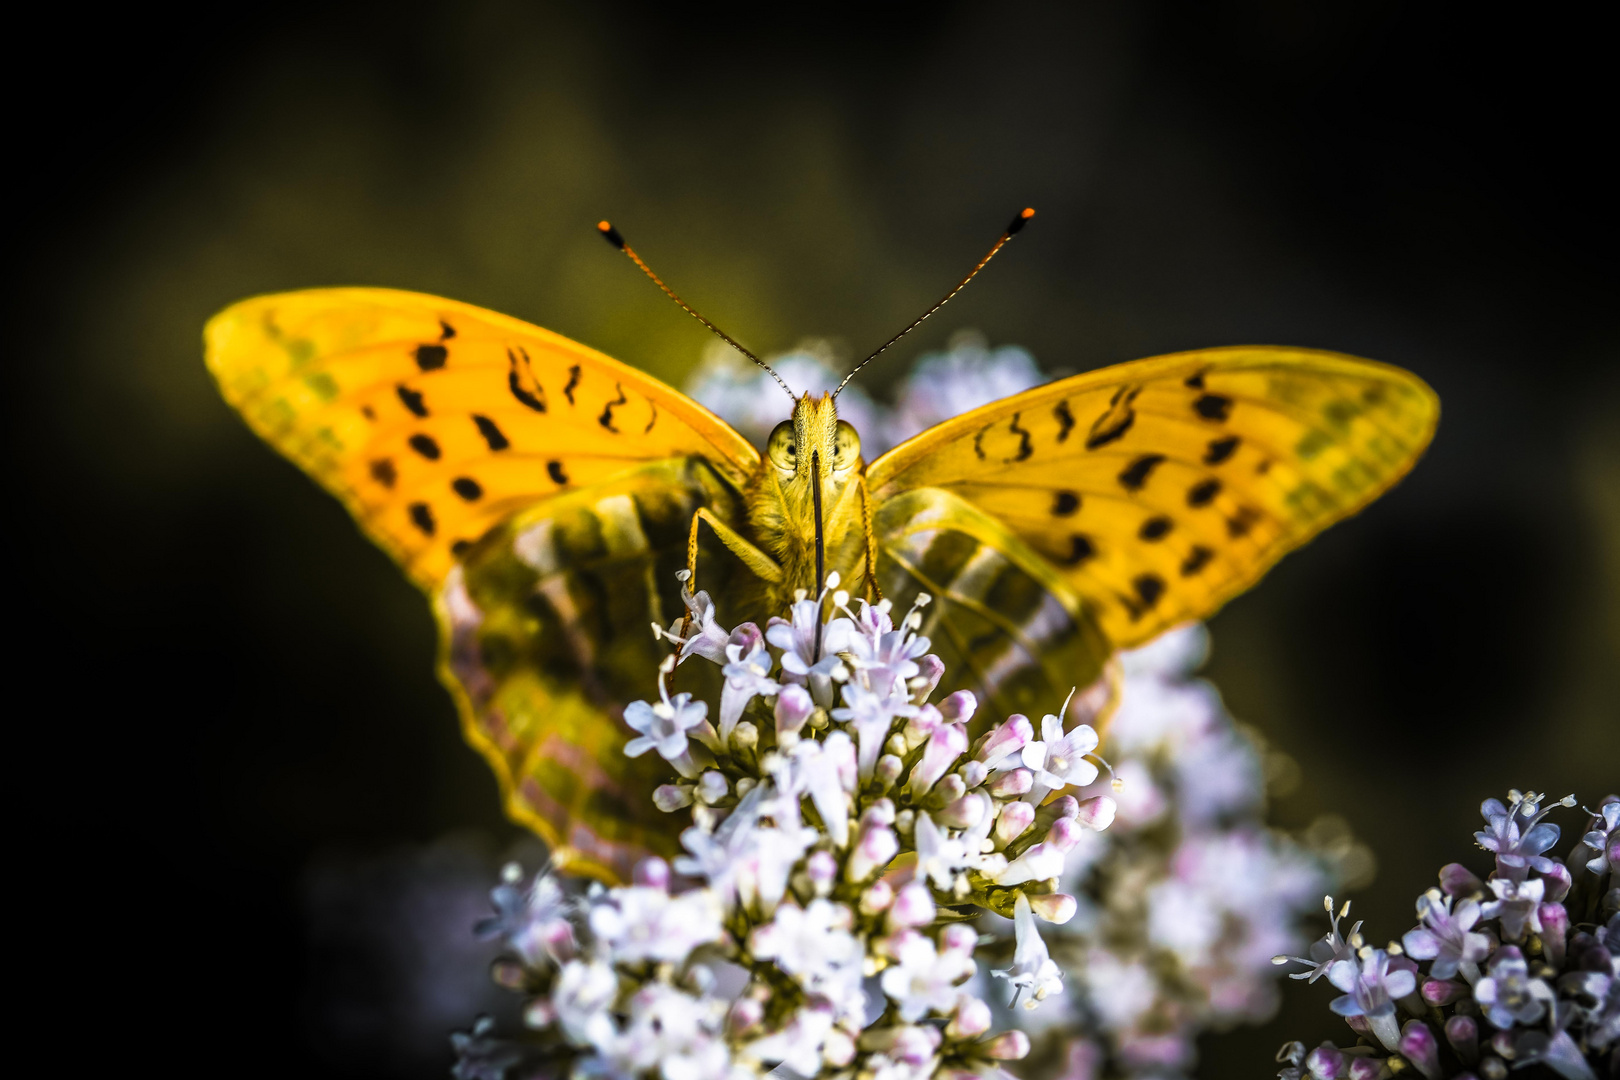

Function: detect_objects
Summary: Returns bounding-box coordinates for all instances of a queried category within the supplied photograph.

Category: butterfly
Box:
[205,211,1438,882]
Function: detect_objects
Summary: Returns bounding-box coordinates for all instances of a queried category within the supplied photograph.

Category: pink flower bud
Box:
[1075,795,1116,831]
[848,823,898,882]
[860,879,895,915]
[1047,816,1083,851]
[958,760,989,788]
[697,770,728,804]
[1304,1044,1346,1079]
[1444,1015,1479,1064]
[912,654,946,701]
[1028,892,1078,924]
[996,801,1036,846]
[633,857,670,889]
[863,798,897,826]
[909,721,970,797]
[888,881,936,928]
[1440,862,1485,896]
[940,923,977,954]
[876,754,904,788]
[986,768,1033,797]
[1421,978,1466,1006]
[728,621,763,655]
[807,850,838,894]
[774,683,814,737]
[995,841,1065,885]
[1400,1020,1441,1080]
[653,784,692,811]
[1490,1031,1515,1060]
[1540,901,1568,967]
[946,995,991,1038]
[727,996,764,1036]
[1541,860,1572,903]
[523,998,556,1028]
[935,774,967,804]
[975,714,1032,765]
[937,792,987,829]
[937,689,976,725]
[984,1030,1030,1060]
[1346,1057,1384,1080]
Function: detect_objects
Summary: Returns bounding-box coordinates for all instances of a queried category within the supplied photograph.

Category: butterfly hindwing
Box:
[206,289,758,879]
[867,346,1439,649]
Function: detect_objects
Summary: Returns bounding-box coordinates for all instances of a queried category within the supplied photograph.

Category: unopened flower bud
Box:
[887,733,910,758]
[735,776,757,798]
[1439,862,1485,897]
[1541,861,1572,903]
[1075,795,1116,831]
[807,850,838,895]
[911,654,945,701]
[940,923,977,954]
[860,879,895,915]
[732,720,758,752]
[946,995,991,1039]
[727,996,764,1036]
[863,798,896,826]
[996,801,1036,846]
[888,881,936,928]
[986,768,1033,797]
[1028,892,1078,924]
[902,704,942,750]
[875,754,904,792]
[975,714,1032,765]
[1491,1030,1516,1060]
[729,621,763,655]
[1539,902,1568,967]
[894,808,916,836]
[653,784,693,811]
[1400,1020,1441,1080]
[1479,1057,1508,1080]
[1046,815,1083,851]
[1421,978,1465,1006]
[910,722,970,798]
[957,760,989,789]
[823,1029,856,1067]
[937,792,987,829]
[1444,1015,1479,1064]
[934,774,968,806]
[983,1031,1030,1060]
[775,684,814,737]
[995,840,1066,885]
[848,823,899,882]
[1346,1059,1385,1080]
[1303,1044,1346,1079]
[697,770,729,804]
[633,857,670,889]
[523,998,556,1029]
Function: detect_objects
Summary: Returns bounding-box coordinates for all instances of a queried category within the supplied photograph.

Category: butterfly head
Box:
[767,393,862,488]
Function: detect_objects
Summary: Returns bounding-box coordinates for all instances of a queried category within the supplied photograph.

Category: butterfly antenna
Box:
[835,207,1034,397]
[598,220,796,401]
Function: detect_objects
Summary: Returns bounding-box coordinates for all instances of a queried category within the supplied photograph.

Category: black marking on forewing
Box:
[1204,435,1240,465]
[1187,478,1222,507]
[1193,393,1232,422]
[1054,401,1075,443]
[1181,546,1214,576]
[1066,534,1096,565]
[1006,414,1033,463]
[1052,491,1080,517]
[409,502,436,536]
[409,434,442,460]
[438,320,456,340]
[973,424,990,461]
[1184,372,1205,389]
[1118,453,1166,492]
[369,458,397,488]
[1086,385,1140,449]
[506,347,548,413]
[644,400,658,434]
[599,383,628,432]
[1227,506,1260,537]
[451,539,472,557]
[361,405,377,421]
[548,460,569,485]
[451,477,483,501]
[1138,516,1173,541]
[414,344,448,371]
[1256,459,1272,475]
[1132,573,1165,610]
[564,365,582,405]
[472,414,510,451]
[396,383,428,417]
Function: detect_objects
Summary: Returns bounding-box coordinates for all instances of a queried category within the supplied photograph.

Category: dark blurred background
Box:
[13,1,1615,1076]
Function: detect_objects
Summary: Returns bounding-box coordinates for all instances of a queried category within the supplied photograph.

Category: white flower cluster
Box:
[462,580,1118,1080]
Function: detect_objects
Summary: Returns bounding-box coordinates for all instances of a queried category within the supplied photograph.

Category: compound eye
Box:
[767,420,797,472]
[833,420,861,468]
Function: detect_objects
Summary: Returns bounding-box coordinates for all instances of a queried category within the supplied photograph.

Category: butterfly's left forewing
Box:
[867,346,1438,715]
[207,289,759,880]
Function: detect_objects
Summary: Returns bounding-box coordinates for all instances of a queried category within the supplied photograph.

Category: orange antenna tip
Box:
[1008,207,1036,234]
[597,220,625,248]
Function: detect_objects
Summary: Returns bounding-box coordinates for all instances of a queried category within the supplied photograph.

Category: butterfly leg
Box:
[858,476,884,603]
[686,507,784,592]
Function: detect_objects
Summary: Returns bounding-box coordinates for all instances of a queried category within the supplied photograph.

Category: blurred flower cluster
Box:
[1276,792,1618,1080]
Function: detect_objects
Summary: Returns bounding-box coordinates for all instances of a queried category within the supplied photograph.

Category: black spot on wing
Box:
[1361,385,1387,406]
[973,424,990,460]
[1005,414,1033,463]
[1180,545,1214,576]
[438,320,456,340]
[644,400,658,434]
[1065,534,1096,566]
[1256,459,1272,475]
[413,344,448,371]
[472,414,510,451]
[564,365,582,405]
[1187,478,1222,507]
[396,383,428,417]
[1118,453,1166,492]
[451,477,483,501]
[598,383,628,432]
[1184,372,1205,389]
[1227,506,1260,537]
[1204,435,1240,465]
[361,405,376,421]
[1052,491,1080,517]
[451,539,472,557]
[369,458,397,488]
[409,502,436,536]
[1138,515,1173,541]
[548,460,569,485]
[408,434,441,460]
[1132,572,1165,610]
[1053,400,1075,443]
[1086,386,1140,449]
[1193,393,1232,422]
[506,347,547,413]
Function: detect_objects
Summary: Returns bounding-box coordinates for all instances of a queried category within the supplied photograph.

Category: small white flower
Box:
[589,885,724,964]
[719,639,780,740]
[1020,710,1099,803]
[751,899,862,993]
[623,676,712,779]
[881,931,976,1022]
[993,893,1064,1009]
[553,958,619,1049]
[914,811,972,891]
